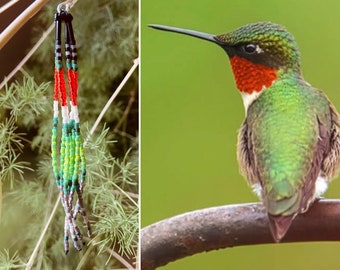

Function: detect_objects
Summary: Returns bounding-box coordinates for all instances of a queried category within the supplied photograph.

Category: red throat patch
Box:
[229,56,277,94]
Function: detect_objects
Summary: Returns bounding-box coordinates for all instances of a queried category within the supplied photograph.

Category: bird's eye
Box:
[243,43,263,54]
[243,43,258,54]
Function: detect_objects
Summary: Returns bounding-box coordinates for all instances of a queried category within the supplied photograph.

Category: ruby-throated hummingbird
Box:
[149,22,340,241]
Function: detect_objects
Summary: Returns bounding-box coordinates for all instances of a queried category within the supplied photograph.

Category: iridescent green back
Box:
[246,74,331,215]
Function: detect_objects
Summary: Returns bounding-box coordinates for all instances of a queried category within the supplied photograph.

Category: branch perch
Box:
[141,199,340,269]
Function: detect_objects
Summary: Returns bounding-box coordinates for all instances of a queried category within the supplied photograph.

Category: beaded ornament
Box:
[52,3,91,254]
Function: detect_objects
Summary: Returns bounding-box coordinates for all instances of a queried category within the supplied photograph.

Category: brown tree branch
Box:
[141,199,340,269]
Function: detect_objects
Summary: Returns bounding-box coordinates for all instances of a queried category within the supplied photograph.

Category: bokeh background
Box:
[141,0,340,269]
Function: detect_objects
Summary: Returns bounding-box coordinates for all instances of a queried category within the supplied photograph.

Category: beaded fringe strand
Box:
[52,7,91,254]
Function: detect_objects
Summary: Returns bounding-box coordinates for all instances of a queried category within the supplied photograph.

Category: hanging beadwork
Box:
[52,3,91,254]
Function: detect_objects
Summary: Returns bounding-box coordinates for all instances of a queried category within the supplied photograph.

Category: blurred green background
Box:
[141,0,340,269]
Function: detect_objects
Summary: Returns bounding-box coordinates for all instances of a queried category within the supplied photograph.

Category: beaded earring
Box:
[52,3,91,254]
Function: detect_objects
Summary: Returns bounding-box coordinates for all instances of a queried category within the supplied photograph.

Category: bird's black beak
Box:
[148,24,226,48]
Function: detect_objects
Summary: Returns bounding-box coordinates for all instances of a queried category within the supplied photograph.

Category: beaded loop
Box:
[52,5,91,254]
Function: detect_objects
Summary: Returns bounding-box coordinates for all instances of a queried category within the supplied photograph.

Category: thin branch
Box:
[114,89,136,132]
[35,176,56,270]
[25,196,61,270]
[113,129,136,140]
[0,0,20,14]
[112,189,139,200]
[0,23,54,90]
[141,199,340,270]
[89,238,136,270]
[85,58,139,144]
[0,0,50,50]
[75,243,95,270]
[105,246,135,270]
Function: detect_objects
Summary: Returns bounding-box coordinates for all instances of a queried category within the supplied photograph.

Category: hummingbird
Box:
[149,22,340,241]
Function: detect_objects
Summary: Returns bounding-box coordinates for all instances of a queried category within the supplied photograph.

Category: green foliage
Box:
[86,128,138,258]
[0,75,49,127]
[0,249,25,270]
[0,116,29,186]
[0,0,138,269]
[0,76,45,218]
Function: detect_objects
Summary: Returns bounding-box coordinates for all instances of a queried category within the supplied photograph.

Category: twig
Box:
[75,243,95,270]
[91,171,138,207]
[105,246,135,270]
[89,238,135,270]
[25,196,61,270]
[113,130,135,140]
[141,199,340,270]
[0,23,54,90]
[35,179,55,270]
[0,0,50,50]
[0,0,20,14]
[112,189,139,200]
[114,90,136,133]
[85,58,139,144]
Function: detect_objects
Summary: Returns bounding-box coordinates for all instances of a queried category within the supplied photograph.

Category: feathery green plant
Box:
[0,249,25,270]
